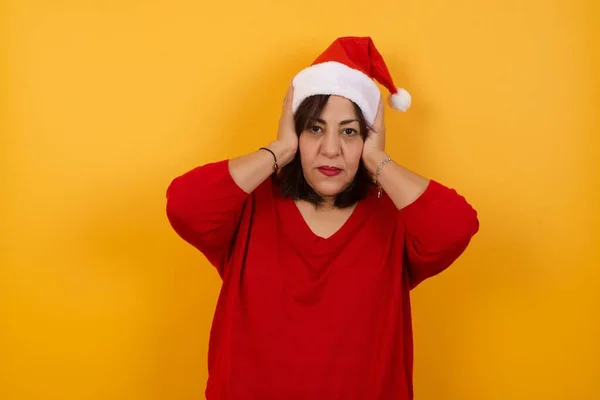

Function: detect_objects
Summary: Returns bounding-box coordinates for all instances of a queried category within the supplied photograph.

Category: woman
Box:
[166,37,479,399]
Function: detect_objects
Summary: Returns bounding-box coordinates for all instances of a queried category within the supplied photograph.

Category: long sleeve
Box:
[397,180,480,289]
[165,159,249,277]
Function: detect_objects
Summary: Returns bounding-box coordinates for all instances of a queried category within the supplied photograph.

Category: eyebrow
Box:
[309,117,359,125]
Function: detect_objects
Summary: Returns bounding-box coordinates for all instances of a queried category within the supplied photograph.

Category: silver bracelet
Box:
[374,156,392,198]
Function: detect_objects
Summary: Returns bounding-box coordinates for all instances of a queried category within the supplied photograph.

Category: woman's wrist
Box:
[363,150,389,175]
[267,140,297,167]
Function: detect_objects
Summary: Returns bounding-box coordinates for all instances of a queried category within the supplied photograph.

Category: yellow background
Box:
[2,0,599,399]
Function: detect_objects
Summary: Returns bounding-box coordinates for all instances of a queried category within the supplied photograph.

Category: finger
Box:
[375,97,386,131]
[283,83,294,110]
[280,84,295,128]
[376,96,385,122]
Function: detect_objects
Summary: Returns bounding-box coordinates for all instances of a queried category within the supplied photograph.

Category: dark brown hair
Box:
[273,94,374,208]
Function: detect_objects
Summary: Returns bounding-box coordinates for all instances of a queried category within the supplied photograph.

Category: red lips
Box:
[317,166,342,176]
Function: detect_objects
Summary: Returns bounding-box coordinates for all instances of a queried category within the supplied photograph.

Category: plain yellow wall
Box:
[2,0,599,399]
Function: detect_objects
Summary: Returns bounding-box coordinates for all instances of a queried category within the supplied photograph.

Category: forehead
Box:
[320,95,357,120]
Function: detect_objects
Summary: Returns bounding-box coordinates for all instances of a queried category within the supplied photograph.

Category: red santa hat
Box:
[292,36,411,126]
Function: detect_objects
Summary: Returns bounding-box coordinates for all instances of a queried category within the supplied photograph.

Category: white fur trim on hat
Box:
[292,61,381,126]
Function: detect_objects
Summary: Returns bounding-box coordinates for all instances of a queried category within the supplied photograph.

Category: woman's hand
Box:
[268,84,298,167]
[362,97,388,173]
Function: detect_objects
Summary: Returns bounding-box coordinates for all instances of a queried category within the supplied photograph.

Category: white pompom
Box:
[388,88,411,112]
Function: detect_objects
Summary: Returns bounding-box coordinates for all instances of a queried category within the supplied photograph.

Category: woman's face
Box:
[298,95,365,200]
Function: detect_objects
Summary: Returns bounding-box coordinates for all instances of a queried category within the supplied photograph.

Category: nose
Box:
[321,130,341,158]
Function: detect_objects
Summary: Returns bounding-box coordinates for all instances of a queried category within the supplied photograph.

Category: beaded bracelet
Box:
[374,156,392,198]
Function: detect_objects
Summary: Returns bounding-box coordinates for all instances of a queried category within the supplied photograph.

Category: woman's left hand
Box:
[362,97,388,173]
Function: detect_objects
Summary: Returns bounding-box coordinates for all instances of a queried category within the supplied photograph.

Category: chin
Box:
[312,181,349,198]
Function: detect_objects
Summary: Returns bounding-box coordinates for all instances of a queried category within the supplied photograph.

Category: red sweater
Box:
[166,160,479,400]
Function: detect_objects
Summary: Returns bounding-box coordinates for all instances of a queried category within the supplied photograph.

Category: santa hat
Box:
[292,36,411,126]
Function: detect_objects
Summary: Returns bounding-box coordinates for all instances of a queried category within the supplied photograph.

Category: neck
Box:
[316,202,335,211]
[319,195,336,210]
[296,197,336,212]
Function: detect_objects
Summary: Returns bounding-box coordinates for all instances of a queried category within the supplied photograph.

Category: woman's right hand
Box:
[270,84,298,167]
[228,84,299,193]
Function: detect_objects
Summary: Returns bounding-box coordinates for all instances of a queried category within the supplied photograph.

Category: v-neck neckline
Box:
[274,184,372,256]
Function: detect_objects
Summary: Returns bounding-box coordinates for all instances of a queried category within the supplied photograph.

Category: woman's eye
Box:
[342,128,357,136]
[309,125,322,133]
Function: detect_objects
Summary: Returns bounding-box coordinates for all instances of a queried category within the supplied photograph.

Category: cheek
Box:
[299,135,316,169]
[343,140,364,170]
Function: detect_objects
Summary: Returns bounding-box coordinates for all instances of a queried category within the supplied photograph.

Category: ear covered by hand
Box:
[362,97,387,169]
[269,84,299,167]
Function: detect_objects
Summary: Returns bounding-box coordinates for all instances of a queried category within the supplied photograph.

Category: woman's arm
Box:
[166,85,298,275]
[365,152,479,288]
[363,151,431,210]
[165,140,295,275]
[362,99,479,288]
[228,140,296,193]
[221,83,298,193]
